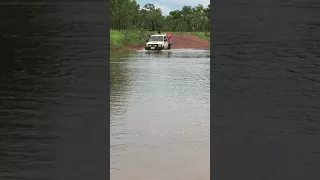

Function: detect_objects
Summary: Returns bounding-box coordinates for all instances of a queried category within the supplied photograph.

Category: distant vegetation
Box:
[110,0,210,50]
[110,0,210,32]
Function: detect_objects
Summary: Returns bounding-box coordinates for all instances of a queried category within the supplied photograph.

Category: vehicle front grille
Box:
[150,44,158,47]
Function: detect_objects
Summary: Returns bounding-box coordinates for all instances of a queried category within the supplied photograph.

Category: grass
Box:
[110,29,147,51]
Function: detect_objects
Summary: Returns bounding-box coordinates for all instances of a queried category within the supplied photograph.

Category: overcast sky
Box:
[136,0,210,15]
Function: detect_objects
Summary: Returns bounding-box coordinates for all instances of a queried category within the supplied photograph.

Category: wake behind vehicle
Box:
[145,34,172,50]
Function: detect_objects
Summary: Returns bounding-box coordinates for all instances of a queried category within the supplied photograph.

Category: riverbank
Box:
[110,30,210,51]
[110,30,147,51]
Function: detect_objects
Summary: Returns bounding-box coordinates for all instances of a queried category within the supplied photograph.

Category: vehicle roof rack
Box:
[151,33,167,36]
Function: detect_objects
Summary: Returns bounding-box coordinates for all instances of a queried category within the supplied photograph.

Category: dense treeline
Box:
[110,0,210,32]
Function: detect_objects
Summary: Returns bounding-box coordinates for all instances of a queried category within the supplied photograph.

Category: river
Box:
[110,50,210,179]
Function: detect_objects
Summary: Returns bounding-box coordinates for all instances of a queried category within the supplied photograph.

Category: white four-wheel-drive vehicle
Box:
[145,34,172,50]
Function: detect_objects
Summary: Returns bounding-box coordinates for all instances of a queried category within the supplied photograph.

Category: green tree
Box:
[110,1,211,32]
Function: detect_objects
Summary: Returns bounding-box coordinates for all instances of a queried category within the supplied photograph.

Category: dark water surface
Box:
[211,0,320,179]
[0,2,108,179]
[110,50,210,179]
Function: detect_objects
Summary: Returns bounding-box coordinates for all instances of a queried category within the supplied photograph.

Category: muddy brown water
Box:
[110,49,210,179]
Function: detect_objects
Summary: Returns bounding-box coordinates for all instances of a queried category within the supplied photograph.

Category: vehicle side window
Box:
[164,36,167,41]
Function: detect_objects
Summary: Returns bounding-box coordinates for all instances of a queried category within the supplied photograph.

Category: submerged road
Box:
[110,49,210,180]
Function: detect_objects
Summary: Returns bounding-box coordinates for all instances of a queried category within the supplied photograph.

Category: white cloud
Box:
[162,0,210,7]
[153,3,172,16]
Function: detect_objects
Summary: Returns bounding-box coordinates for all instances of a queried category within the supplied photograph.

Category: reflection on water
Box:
[110,49,210,180]
[140,49,211,59]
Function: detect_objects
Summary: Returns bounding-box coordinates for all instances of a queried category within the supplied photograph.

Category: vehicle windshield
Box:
[150,36,164,41]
